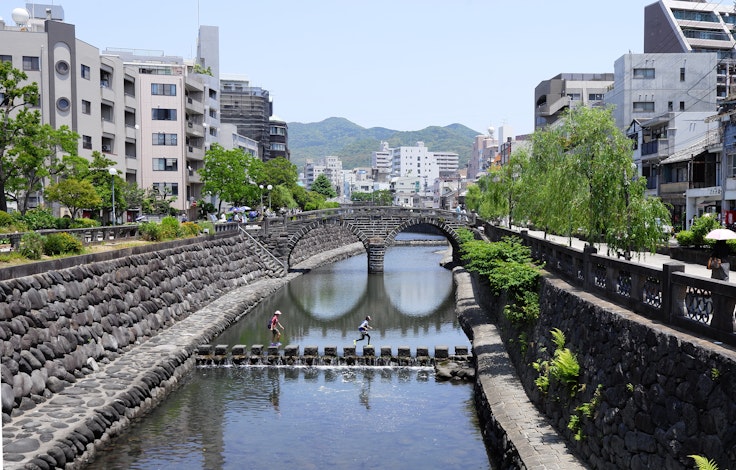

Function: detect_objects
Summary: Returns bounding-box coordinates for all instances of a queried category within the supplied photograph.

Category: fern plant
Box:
[689,455,719,470]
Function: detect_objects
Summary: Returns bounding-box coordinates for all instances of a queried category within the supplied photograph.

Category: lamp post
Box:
[108,167,117,226]
[267,184,273,211]
[259,184,264,214]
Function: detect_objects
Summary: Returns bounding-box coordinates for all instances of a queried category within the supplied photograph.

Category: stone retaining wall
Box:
[496,274,736,469]
[0,233,281,423]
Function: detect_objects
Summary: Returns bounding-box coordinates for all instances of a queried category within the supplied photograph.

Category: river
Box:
[86,233,492,469]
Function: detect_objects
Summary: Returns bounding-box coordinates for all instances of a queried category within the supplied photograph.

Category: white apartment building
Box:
[220,123,259,157]
[0,5,140,217]
[606,52,718,130]
[534,73,614,130]
[372,141,392,170]
[303,156,343,193]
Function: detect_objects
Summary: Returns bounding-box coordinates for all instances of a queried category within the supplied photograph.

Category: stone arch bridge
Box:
[245,206,477,273]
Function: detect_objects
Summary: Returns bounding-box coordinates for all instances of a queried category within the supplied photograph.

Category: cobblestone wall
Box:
[0,234,281,423]
[497,275,736,469]
[288,226,362,266]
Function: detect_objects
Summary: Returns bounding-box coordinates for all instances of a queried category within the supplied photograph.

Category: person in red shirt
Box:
[269,310,284,345]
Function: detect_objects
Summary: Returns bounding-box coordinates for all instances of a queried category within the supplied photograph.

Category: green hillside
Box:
[287,117,481,170]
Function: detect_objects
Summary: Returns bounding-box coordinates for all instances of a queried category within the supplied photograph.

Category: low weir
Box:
[196,344,471,368]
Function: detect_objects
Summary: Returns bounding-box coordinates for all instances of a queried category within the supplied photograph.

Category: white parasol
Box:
[705,228,736,240]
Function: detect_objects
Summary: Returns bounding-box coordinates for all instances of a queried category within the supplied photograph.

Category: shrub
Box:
[43,232,83,255]
[160,216,181,239]
[138,222,162,241]
[181,221,200,237]
[675,230,695,247]
[70,217,100,229]
[199,221,215,235]
[0,210,13,227]
[690,214,721,246]
[19,232,45,260]
[56,217,71,229]
[20,208,58,230]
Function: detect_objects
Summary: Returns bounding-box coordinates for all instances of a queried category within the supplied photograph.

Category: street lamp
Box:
[267,184,273,211]
[108,167,117,226]
[259,184,264,214]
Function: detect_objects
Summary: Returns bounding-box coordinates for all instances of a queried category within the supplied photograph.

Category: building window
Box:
[81,64,90,79]
[680,67,686,81]
[56,97,70,111]
[151,83,176,96]
[153,158,178,171]
[153,182,178,197]
[588,93,604,101]
[679,101,685,111]
[567,93,581,100]
[0,55,11,63]
[208,109,217,119]
[152,133,178,145]
[55,60,69,75]
[209,127,217,137]
[82,135,92,149]
[151,108,177,120]
[272,143,286,151]
[633,68,655,79]
[208,89,217,99]
[633,101,655,112]
[22,56,40,71]
[668,101,673,112]
[82,100,91,114]
[728,154,736,177]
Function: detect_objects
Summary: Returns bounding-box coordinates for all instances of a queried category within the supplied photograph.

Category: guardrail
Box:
[485,224,736,347]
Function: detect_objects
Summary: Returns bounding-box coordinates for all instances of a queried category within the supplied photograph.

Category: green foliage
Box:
[350,190,394,205]
[19,231,44,259]
[44,178,102,220]
[199,221,214,235]
[138,222,162,241]
[504,291,539,325]
[534,329,581,397]
[675,230,696,247]
[311,174,337,198]
[43,232,83,255]
[197,200,217,219]
[626,383,634,393]
[0,210,12,226]
[19,208,57,230]
[69,217,100,229]
[688,455,720,470]
[455,227,476,245]
[690,214,723,247]
[180,221,201,237]
[160,216,182,239]
[711,368,721,381]
[201,143,262,211]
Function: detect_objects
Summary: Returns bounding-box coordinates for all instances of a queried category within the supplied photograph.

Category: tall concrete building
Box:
[468,128,498,181]
[220,75,277,162]
[644,0,736,100]
[534,73,614,130]
[606,52,718,130]
[0,4,141,217]
[103,25,221,220]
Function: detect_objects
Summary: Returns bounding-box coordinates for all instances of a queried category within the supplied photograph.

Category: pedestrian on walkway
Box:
[353,315,373,346]
[708,240,731,281]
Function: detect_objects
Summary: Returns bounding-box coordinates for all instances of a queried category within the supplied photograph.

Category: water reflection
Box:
[86,233,490,469]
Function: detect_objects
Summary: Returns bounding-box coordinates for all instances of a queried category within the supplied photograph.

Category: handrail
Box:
[484,223,736,346]
[238,225,286,273]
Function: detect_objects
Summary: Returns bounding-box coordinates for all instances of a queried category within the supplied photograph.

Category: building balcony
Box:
[185,96,204,115]
[102,119,116,135]
[187,145,204,160]
[640,139,670,158]
[186,121,204,137]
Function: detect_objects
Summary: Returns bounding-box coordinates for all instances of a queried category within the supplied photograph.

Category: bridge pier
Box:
[368,239,386,273]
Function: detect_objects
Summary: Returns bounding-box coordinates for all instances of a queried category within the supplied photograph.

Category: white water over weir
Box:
[196,344,473,371]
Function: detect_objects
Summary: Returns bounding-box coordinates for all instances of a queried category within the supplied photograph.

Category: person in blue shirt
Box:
[353,316,373,346]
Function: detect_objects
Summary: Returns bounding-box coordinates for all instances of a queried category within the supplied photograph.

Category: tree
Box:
[0,62,40,212]
[44,178,101,220]
[311,174,337,198]
[200,143,262,212]
[262,157,298,188]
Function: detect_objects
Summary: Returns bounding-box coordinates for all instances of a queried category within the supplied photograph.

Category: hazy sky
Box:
[6,0,656,134]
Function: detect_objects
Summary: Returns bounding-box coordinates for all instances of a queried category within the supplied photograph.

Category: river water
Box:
[87,233,492,469]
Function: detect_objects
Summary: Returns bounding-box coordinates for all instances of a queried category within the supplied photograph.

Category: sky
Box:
[4,0,658,135]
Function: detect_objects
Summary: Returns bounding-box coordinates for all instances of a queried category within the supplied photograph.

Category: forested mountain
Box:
[287,117,481,170]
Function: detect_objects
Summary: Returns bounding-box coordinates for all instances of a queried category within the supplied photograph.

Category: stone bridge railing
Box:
[485,223,736,347]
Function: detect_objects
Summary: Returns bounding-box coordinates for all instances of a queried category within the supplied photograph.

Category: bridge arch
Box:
[283,209,466,273]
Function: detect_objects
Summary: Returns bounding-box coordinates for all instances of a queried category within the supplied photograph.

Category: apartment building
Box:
[103,25,220,219]
[468,129,498,181]
[534,73,614,130]
[220,75,274,162]
[606,52,718,130]
[0,5,140,217]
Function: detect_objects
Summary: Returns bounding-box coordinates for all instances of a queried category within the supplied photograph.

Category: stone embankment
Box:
[1,232,364,469]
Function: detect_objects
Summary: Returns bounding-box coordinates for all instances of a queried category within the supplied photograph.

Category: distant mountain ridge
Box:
[287,117,481,170]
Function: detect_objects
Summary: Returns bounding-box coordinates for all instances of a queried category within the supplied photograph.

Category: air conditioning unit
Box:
[101,145,111,152]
